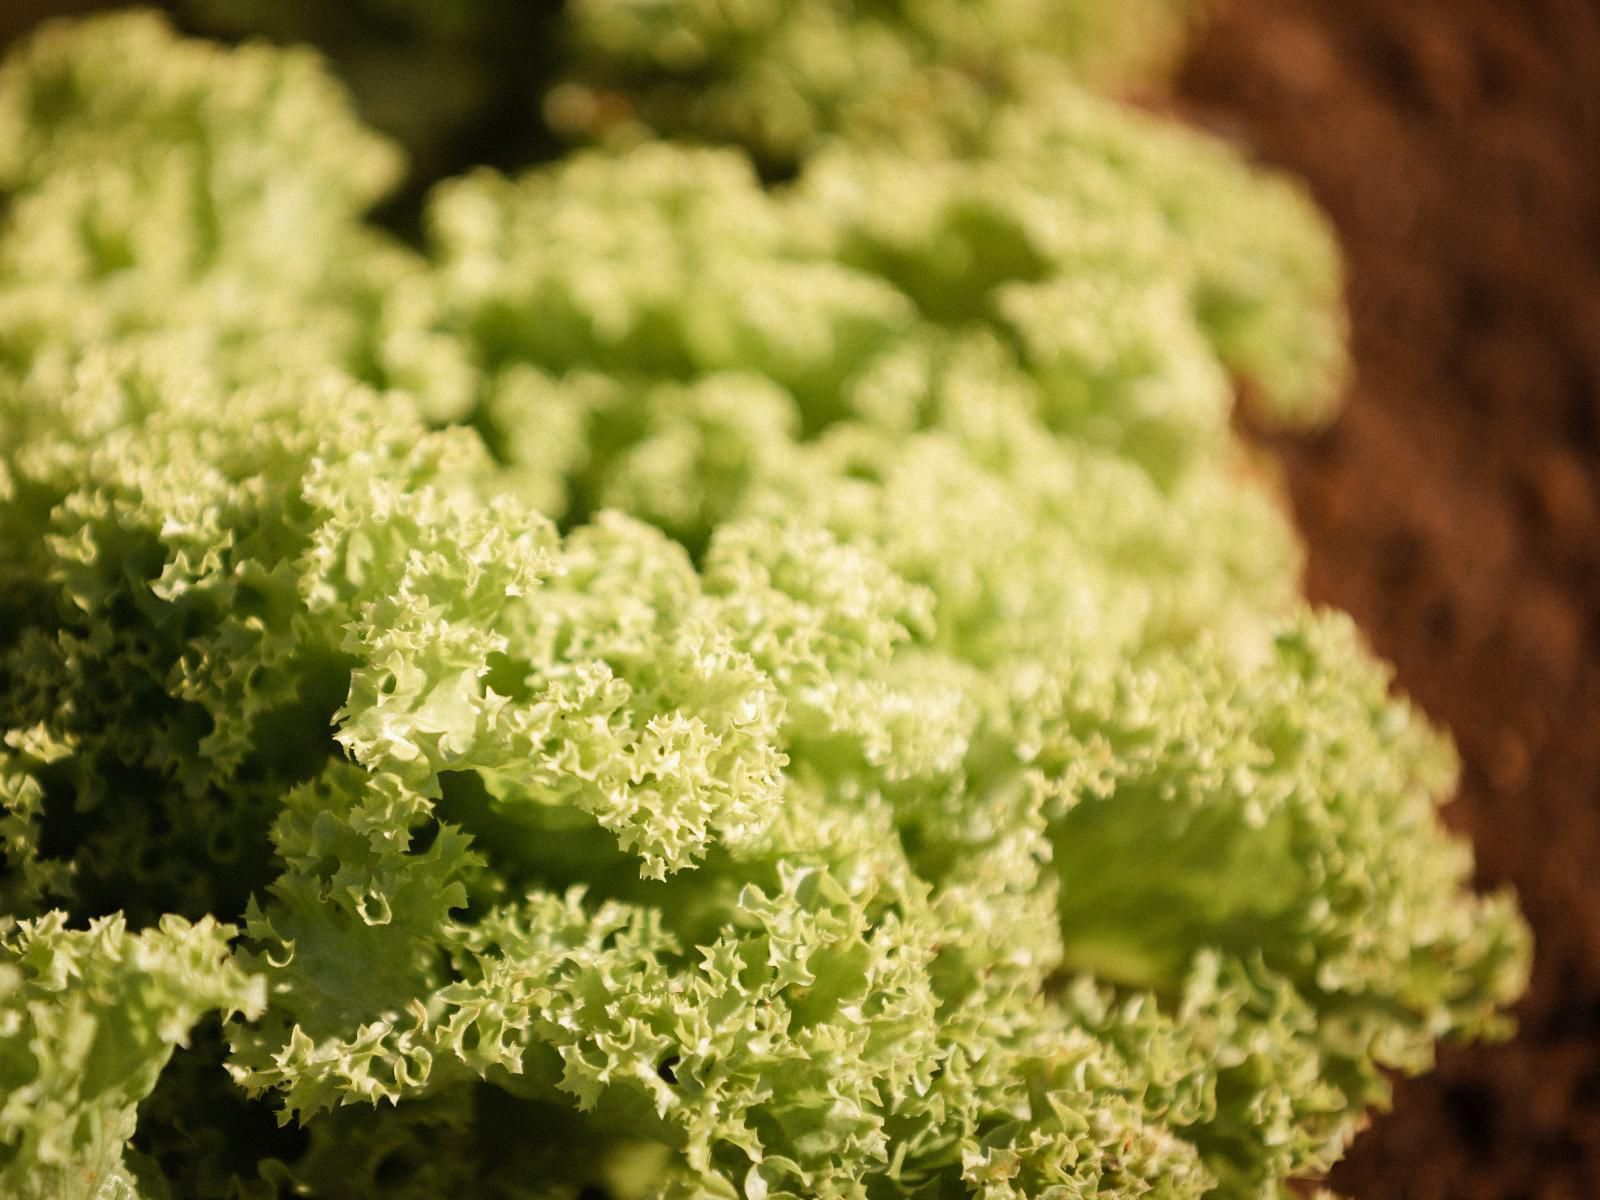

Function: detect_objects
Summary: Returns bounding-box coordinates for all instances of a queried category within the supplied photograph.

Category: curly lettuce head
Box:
[0,12,1526,1200]
[554,0,1210,164]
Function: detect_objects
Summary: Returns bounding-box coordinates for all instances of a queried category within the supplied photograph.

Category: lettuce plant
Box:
[0,10,1528,1200]
[552,0,1209,165]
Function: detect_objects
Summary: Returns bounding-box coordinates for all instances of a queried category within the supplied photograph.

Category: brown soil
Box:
[1180,2,1600,1196]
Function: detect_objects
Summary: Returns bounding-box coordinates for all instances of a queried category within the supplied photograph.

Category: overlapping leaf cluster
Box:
[0,10,1527,1200]
[553,0,1208,165]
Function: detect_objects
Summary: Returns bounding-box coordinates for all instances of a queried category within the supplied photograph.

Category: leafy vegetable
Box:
[553,0,1209,164]
[0,9,1528,1200]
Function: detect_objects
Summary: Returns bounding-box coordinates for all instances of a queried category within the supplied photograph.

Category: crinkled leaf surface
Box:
[0,11,1527,1200]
